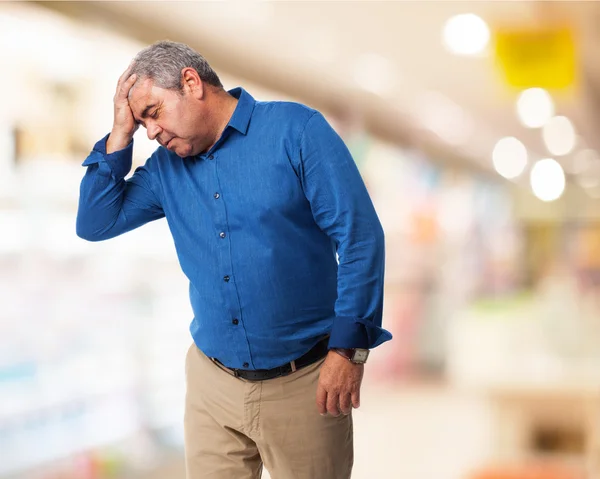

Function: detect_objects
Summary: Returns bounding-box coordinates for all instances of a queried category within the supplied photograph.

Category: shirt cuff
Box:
[81,133,133,180]
[328,316,393,350]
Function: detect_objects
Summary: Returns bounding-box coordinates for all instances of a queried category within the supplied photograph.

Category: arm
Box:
[300,112,392,417]
[299,112,392,350]
[76,64,164,241]
[76,136,164,241]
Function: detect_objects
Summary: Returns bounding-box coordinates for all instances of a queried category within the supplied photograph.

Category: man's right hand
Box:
[106,65,139,154]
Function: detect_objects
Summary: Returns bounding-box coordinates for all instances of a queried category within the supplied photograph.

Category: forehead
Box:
[128,78,164,112]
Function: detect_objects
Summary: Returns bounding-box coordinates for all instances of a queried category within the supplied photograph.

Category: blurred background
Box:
[3,1,600,478]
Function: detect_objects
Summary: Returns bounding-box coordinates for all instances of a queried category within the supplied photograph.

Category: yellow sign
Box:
[494,27,576,89]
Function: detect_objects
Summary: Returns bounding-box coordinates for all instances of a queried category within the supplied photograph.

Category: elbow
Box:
[76,227,99,243]
[76,218,104,242]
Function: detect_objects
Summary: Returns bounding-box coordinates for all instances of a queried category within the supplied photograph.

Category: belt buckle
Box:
[233,369,240,378]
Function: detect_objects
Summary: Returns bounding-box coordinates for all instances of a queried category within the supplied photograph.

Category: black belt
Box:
[214,336,330,381]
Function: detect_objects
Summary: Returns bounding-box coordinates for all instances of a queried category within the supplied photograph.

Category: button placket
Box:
[210,149,252,370]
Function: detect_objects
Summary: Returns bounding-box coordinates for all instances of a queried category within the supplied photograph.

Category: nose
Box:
[147,122,162,141]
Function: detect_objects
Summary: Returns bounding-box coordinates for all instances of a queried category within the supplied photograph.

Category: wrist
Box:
[107,130,133,154]
[331,348,369,364]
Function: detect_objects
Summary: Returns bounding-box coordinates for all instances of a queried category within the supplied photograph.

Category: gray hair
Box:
[131,40,223,91]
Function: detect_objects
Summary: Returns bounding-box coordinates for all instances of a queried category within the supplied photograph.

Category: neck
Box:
[204,89,238,152]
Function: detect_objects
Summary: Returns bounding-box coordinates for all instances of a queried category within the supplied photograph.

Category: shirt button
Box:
[243,362,249,368]
[223,275,230,282]
[219,232,226,238]
[209,155,214,160]
[232,319,239,325]
[214,193,220,199]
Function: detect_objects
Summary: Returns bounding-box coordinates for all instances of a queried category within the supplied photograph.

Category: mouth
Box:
[164,138,174,149]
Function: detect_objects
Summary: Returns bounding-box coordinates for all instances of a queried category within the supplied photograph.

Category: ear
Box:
[181,67,203,99]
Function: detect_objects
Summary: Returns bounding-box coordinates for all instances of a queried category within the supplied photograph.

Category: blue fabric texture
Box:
[77,88,391,369]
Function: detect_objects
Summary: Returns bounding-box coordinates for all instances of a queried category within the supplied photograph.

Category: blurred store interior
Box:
[3,1,600,478]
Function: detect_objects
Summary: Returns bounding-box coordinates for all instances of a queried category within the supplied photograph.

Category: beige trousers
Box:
[184,344,353,479]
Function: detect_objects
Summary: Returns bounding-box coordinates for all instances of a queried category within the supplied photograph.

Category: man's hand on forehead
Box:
[106,63,140,154]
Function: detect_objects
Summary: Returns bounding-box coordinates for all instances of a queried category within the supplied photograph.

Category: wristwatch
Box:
[332,348,370,364]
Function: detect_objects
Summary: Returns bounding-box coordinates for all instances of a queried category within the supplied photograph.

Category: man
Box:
[76,40,391,479]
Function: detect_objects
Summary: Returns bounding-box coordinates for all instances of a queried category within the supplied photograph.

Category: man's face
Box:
[129,78,207,157]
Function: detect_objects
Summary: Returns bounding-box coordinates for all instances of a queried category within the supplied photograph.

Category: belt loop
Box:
[290,360,297,372]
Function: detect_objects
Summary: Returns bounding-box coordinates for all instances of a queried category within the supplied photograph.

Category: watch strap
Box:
[331,348,368,364]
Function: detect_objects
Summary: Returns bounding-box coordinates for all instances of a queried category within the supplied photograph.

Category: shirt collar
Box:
[226,87,256,135]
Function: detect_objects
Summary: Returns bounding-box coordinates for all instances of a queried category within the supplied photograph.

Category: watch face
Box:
[352,349,369,363]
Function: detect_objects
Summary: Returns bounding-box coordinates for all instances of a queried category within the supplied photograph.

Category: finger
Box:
[351,390,360,409]
[340,393,352,415]
[116,74,137,101]
[326,391,340,417]
[316,385,327,416]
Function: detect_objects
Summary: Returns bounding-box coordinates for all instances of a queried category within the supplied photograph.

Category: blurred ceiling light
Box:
[492,136,528,179]
[516,88,554,128]
[353,53,396,96]
[568,148,600,175]
[576,175,600,190]
[542,115,576,156]
[571,148,600,175]
[572,149,600,189]
[442,13,490,56]
[530,158,565,202]
[415,91,474,146]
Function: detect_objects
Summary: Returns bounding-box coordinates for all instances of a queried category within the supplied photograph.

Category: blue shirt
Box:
[76,87,391,370]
